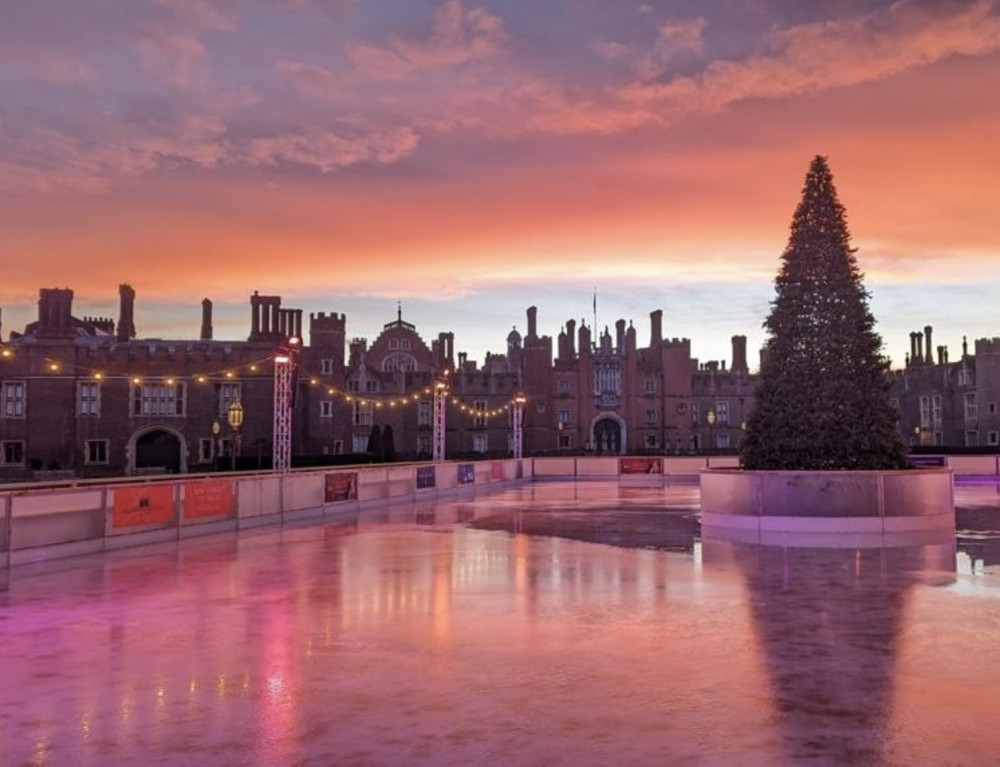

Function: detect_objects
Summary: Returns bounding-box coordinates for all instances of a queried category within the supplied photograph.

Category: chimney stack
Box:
[117,283,136,341]
[527,306,538,339]
[731,335,748,373]
[201,298,213,340]
[650,310,663,347]
[566,319,576,357]
[578,322,591,357]
[924,325,933,365]
[615,319,626,354]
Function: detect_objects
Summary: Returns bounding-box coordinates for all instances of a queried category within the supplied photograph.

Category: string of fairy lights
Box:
[0,343,523,421]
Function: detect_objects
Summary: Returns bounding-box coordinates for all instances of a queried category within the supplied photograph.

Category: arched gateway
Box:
[130,428,186,474]
[591,415,626,455]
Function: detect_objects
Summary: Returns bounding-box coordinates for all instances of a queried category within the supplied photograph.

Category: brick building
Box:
[1,286,761,479]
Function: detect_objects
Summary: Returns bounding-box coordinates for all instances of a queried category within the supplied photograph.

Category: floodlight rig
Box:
[432,370,450,463]
[273,336,300,473]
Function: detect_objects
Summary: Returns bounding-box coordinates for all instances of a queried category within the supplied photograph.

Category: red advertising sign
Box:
[184,479,233,521]
[620,457,663,475]
[490,461,505,481]
[112,485,174,529]
[325,472,358,503]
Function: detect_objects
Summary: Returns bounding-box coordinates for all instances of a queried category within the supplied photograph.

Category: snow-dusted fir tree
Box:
[740,156,907,470]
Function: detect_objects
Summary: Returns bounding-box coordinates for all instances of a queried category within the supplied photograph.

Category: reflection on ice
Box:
[0,481,998,766]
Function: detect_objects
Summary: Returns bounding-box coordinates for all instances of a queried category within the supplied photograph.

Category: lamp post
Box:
[211,419,221,471]
[513,392,526,459]
[227,400,244,472]
[706,409,716,453]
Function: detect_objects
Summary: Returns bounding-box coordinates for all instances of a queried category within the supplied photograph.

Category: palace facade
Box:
[0,284,993,479]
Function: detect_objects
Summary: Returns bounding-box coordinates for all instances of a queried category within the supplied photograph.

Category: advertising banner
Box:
[416,466,436,489]
[490,461,505,481]
[324,472,358,503]
[620,457,663,475]
[112,485,174,529]
[183,479,233,521]
[457,463,475,484]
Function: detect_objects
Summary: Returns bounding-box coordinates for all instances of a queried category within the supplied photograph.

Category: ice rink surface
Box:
[2,481,999,766]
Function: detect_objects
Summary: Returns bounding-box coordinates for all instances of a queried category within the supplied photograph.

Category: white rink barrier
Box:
[4,452,982,574]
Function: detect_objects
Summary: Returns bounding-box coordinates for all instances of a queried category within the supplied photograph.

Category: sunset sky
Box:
[2,0,999,368]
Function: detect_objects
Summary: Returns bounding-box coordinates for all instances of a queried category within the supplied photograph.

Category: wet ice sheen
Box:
[1,482,998,766]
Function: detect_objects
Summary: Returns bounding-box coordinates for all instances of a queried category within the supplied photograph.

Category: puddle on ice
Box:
[1,481,998,766]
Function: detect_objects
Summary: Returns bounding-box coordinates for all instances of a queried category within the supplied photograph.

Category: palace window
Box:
[133,381,186,417]
[353,400,373,426]
[85,440,109,464]
[645,378,657,395]
[644,408,657,425]
[382,353,416,372]
[199,438,214,463]
[321,358,334,375]
[320,400,334,419]
[557,379,571,395]
[2,381,26,418]
[474,400,487,427]
[717,434,731,449]
[644,433,658,449]
[715,401,729,425]
[418,400,432,426]
[964,392,977,421]
[473,434,488,454]
[1,441,25,465]
[558,409,571,425]
[932,395,943,426]
[691,402,700,425]
[352,435,369,453]
[78,382,101,417]
[919,396,931,430]
[219,382,241,417]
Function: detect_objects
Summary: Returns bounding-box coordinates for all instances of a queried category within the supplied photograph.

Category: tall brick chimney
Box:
[117,283,136,341]
[731,335,748,373]
[924,325,933,365]
[650,309,663,347]
[527,306,537,339]
[201,298,213,340]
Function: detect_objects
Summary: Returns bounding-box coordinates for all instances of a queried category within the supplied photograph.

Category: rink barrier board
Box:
[0,453,971,575]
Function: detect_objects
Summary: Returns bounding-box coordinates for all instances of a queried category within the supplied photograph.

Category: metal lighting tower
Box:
[433,374,449,462]
[513,392,527,459]
[273,337,299,473]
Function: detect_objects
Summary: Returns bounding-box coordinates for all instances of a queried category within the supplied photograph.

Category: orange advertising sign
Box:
[184,479,234,521]
[112,485,174,529]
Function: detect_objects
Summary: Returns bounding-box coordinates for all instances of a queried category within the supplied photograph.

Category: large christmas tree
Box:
[740,156,908,470]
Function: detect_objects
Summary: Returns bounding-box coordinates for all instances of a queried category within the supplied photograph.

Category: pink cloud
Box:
[636,18,706,81]
[275,60,343,97]
[621,0,1000,113]
[245,126,419,171]
[135,0,239,90]
[350,0,506,80]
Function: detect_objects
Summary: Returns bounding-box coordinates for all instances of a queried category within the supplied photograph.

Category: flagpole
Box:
[592,287,597,340]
